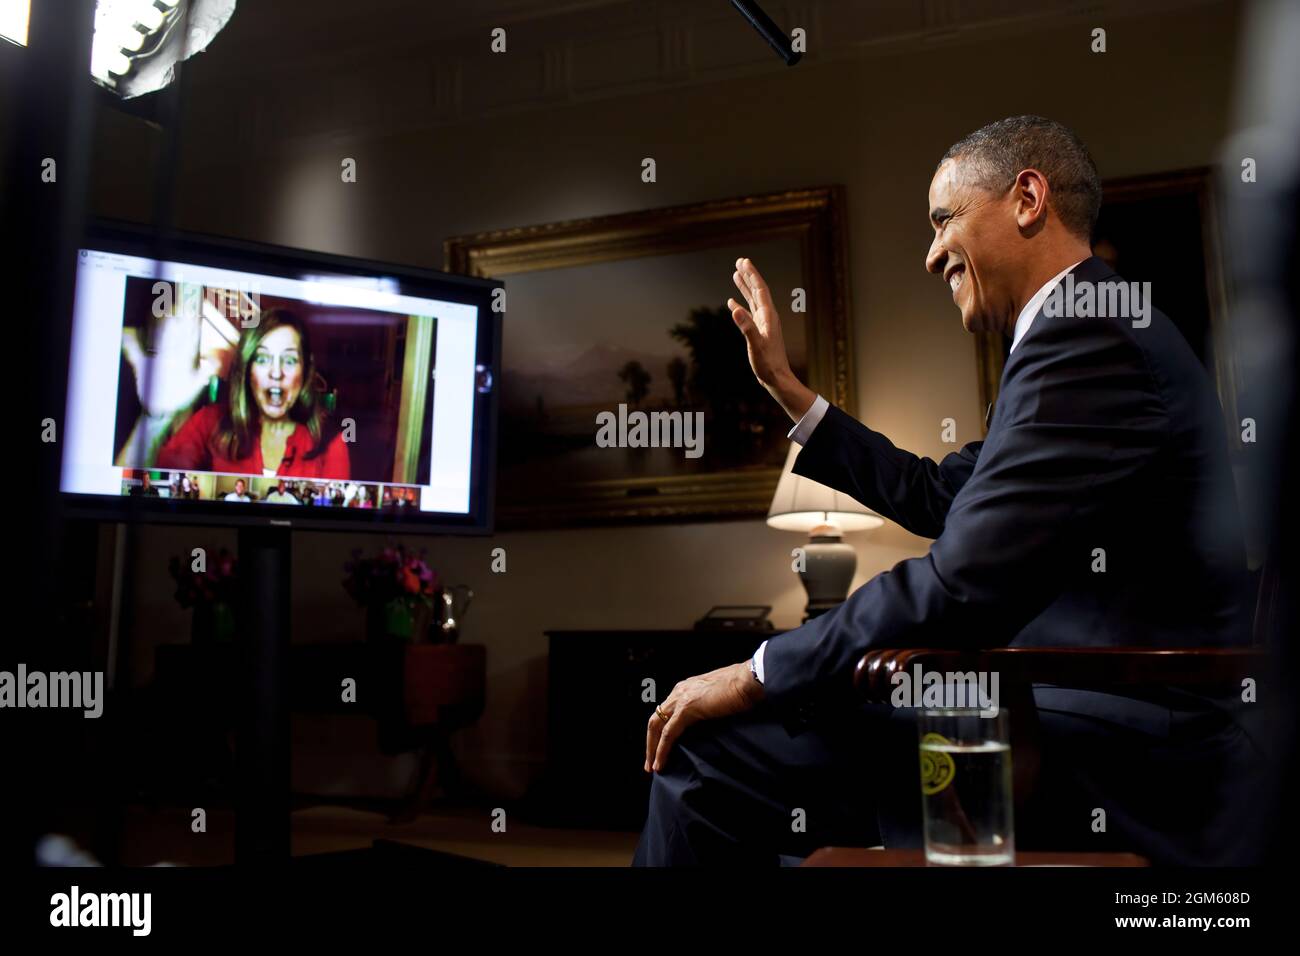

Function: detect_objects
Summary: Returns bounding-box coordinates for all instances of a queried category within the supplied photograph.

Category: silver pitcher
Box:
[435,584,474,642]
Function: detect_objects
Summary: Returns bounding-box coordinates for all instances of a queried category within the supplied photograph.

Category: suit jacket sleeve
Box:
[793,405,981,538]
[761,313,1171,709]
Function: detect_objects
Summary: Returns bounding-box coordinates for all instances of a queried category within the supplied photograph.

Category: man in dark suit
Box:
[633,116,1260,866]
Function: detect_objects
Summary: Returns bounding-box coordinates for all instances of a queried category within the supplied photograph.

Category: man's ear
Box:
[1013,168,1050,233]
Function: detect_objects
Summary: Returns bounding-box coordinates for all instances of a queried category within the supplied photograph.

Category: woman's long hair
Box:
[214,309,333,462]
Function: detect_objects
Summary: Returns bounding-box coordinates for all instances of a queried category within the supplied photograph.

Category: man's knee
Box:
[645,720,714,814]
[634,730,717,866]
[639,717,753,833]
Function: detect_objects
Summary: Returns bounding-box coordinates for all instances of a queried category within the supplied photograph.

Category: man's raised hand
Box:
[728,257,816,423]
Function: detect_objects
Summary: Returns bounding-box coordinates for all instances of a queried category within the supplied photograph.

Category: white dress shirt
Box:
[751,259,1086,686]
[786,393,829,446]
[1010,258,1086,354]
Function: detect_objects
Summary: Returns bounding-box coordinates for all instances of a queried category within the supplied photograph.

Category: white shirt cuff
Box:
[752,640,767,684]
[786,394,829,446]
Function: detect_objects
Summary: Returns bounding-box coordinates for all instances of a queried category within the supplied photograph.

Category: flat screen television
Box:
[59,222,501,534]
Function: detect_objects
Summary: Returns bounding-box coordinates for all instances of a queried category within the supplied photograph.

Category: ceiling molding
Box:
[182,0,1231,157]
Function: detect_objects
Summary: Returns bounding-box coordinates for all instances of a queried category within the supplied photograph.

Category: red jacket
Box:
[157,403,351,479]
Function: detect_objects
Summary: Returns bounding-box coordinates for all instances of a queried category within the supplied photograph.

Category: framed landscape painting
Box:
[445,187,855,529]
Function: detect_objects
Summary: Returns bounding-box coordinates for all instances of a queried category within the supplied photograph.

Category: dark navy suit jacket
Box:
[762,256,1259,863]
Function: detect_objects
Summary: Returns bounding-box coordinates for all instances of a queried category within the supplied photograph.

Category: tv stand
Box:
[235,525,292,863]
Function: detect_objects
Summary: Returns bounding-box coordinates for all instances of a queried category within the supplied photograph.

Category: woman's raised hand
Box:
[121,289,235,417]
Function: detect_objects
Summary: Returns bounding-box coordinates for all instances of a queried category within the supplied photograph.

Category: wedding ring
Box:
[656,706,668,722]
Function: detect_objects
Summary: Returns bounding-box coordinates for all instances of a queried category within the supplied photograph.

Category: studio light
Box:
[90,0,185,91]
[89,0,234,99]
[0,0,30,47]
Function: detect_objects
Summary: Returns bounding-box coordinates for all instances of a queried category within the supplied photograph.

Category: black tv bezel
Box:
[60,220,502,536]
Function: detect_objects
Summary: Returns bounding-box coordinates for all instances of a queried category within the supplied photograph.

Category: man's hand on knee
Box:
[644,662,765,773]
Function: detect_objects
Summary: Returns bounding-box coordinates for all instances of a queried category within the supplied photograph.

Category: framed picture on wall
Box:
[973,168,1239,448]
[445,186,855,529]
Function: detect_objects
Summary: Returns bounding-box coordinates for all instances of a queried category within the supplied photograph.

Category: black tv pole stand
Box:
[235,524,292,864]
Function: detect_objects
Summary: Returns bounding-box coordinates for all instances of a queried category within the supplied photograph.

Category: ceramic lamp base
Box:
[798,533,857,620]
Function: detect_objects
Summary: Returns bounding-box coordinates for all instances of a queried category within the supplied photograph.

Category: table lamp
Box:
[766,442,884,620]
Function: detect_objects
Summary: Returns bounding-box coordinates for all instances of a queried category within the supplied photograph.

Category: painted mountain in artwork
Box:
[501,341,686,411]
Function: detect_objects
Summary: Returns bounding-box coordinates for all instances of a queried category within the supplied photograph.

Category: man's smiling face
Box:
[925,158,1022,334]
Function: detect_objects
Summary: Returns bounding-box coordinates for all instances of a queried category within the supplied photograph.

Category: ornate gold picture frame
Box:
[445,186,855,528]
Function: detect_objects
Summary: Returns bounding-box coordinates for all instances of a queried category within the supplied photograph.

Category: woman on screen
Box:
[157,310,350,480]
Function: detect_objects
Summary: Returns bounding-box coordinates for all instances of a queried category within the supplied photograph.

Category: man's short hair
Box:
[938,115,1102,240]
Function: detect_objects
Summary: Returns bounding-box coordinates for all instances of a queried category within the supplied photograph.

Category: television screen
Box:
[59,224,500,533]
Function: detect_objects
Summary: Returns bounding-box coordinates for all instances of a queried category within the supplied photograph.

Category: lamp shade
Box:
[766,441,884,533]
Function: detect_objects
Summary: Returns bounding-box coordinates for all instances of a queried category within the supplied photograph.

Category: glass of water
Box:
[918,708,1014,866]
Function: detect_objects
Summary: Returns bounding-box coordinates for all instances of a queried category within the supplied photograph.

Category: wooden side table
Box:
[376,643,486,819]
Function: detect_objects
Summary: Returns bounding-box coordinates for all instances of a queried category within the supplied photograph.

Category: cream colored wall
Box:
[94,3,1243,798]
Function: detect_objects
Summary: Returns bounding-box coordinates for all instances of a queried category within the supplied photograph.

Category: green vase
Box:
[192,600,235,646]
[367,598,412,642]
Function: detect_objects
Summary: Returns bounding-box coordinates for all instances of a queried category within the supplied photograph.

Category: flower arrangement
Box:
[168,548,239,608]
[168,548,238,645]
[342,545,441,642]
